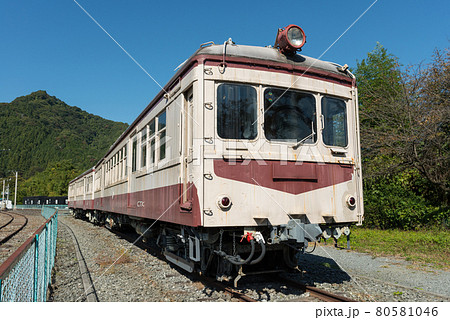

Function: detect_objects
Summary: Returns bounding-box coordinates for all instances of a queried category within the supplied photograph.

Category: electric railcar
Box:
[68,25,363,283]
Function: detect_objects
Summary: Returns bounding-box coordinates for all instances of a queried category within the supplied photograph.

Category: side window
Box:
[124,144,128,176]
[149,119,156,165]
[217,83,257,139]
[158,110,166,160]
[119,150,123,178]
[141,127,147,168]
[113,155,116,183]
[132,138,137,172]
[321,96,348,147]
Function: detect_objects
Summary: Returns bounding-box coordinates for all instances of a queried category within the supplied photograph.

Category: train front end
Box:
[194,25,363,278]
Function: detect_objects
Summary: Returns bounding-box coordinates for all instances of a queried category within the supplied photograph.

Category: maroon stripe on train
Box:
[198,54,355,88]
[69,183,201,227]
[213,159,353,195]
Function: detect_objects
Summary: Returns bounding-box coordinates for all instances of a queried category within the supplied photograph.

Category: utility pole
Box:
[0,149,10,210]
[14,171,18,210]
[1,179,4,210]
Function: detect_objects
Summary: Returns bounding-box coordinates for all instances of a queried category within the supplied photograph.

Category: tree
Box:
[405,49,450,202]
[354,44,449,204]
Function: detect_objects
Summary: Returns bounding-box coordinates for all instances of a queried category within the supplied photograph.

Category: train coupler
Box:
[268,219,322,245]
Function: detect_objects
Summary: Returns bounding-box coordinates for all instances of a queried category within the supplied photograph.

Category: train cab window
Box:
[141,127,147,168]
[321,96,348,147]
[158,110,166,160]
[263,88,316,143]
[217,83,257,140]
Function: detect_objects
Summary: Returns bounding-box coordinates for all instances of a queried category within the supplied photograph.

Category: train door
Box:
[201,79,217,225]
[180,88,194,209]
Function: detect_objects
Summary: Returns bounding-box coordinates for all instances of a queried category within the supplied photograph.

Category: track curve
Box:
[0,212,28,245]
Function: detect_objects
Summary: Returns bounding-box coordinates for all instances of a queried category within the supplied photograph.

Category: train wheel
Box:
[283,245,299,269]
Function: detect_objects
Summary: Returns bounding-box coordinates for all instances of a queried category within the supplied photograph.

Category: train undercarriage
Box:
[72,209,351,286]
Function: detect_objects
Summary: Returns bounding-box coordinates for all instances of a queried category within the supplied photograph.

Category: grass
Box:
[329,227,450,270]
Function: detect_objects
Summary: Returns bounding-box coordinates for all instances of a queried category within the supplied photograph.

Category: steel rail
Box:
[0,211,56,280]
[108,228,257,302]
[0,212,28,245]
[199,275,257,302]
[0,213,14,230]
[275,275,357,302]
[106,225,354,302]
[59,220,99,302]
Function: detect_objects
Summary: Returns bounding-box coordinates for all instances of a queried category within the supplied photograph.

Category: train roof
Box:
[195,43,353,79]
[72,42,355,180]
[69,167,94,184]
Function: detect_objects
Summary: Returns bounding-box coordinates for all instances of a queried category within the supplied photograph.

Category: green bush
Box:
[363,171,449,230]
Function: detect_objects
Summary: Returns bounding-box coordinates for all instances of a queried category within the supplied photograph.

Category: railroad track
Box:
[0,211,28,245]
[274,275,356,302]
[197,275,257,302]
[58,220,99,302]
[109,227,355,302]
[0,212,14,230]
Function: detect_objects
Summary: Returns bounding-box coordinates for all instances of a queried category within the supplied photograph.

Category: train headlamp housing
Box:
[275,24,306,55]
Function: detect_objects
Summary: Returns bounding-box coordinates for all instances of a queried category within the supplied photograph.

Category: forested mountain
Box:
[0,91,128,200]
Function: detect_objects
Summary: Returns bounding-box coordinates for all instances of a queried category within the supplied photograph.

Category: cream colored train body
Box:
[69,28,363,280]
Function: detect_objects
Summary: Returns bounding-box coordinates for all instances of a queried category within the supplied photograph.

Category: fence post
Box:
[0,279,2,301]
[33,234,39,302]
[43,224,49,301]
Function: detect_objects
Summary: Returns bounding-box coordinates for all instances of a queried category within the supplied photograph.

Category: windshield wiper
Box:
[292,122,315,150]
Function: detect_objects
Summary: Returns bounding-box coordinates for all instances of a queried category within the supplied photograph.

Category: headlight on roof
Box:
[275,24,306,55]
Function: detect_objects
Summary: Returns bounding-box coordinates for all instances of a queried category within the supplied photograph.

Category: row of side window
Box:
[105,143,128,187]
[132,109,166,173]
[87,108,167,189]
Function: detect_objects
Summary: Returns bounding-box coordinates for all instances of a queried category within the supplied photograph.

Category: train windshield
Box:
[217,83,257,140]
[263,88,316,143]
[322,96,347,147]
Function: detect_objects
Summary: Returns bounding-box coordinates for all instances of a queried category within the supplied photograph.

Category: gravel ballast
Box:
[51,215,235,302]
[50,214,450,302]
[307,245,450,298]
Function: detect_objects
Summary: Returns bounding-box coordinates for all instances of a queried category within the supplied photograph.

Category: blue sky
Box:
[1,0,449,124]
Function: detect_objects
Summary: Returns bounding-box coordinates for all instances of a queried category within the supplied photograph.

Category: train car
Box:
[68,24,363,283]
[68,168,94,212]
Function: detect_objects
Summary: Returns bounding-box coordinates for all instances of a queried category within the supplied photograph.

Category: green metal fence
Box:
[0,208,58,302]
[15,204,68,211]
